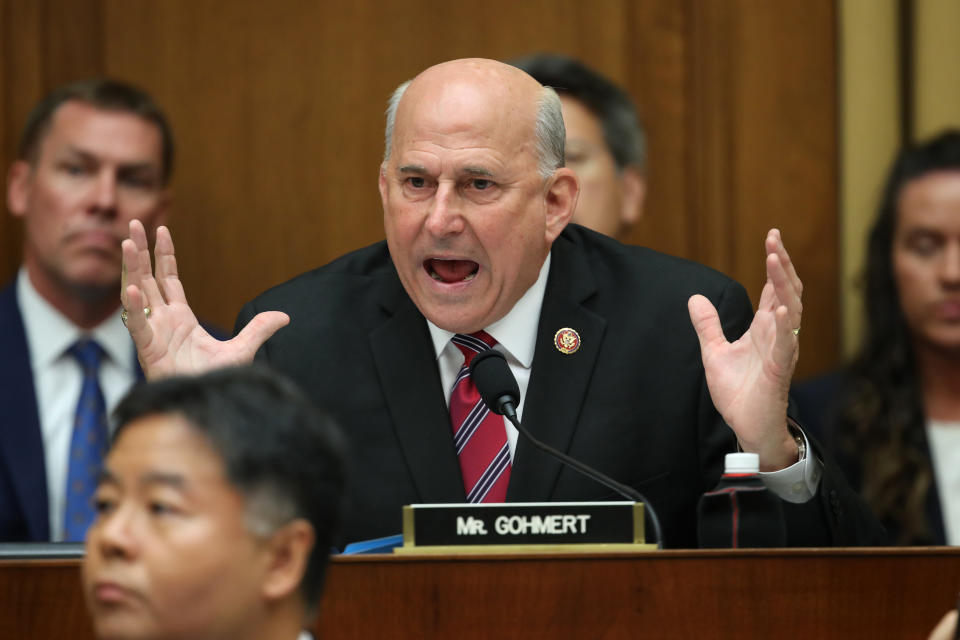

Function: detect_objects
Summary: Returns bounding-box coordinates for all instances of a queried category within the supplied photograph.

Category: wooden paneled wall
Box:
[1,0,840,377]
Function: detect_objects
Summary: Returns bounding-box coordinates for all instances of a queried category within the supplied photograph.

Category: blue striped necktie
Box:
[64,338,109,541]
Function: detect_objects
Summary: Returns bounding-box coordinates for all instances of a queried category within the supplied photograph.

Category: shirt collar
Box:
[426,253,550,369]
[17,267,135,371]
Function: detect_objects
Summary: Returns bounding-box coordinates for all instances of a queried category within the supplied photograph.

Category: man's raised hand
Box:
[121,219,289,379]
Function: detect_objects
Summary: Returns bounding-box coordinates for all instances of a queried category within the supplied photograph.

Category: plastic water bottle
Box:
[697,452,786,548]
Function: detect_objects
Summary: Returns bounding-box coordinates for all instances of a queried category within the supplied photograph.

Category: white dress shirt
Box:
[427,254,551,459]
[17,268,138,541]
[425,254,820,502]
[926,420,960,545]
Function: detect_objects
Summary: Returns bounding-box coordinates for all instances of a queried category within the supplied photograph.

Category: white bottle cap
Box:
[724,452,759,474]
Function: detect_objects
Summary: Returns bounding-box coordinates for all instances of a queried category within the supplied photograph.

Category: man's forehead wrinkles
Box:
[399,136,502,153]
[398,143,509,162]
[396,163,501,180]
[395,145,510,177]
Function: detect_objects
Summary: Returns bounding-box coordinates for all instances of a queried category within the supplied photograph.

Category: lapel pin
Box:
[554,328,581,354]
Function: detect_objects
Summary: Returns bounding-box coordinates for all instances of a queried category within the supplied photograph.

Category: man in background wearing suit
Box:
[511,53,646,241]
[120,58,884,547]
[1,80,171,541]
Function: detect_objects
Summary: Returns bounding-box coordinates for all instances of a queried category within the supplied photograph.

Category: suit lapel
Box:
[369,276,466,503]
[0,284,50,540]
[507,236,606,501]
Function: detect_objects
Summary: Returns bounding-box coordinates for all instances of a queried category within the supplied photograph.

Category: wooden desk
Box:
[2,548,958,639]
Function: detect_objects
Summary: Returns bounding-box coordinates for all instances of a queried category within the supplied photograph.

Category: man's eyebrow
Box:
[63,145,160,172]
[462,166,495,178]
[94,469,189,491]
[396,164,496,178]
[118,164,162,179]
[96,468,120,487]
[139,471,188,490]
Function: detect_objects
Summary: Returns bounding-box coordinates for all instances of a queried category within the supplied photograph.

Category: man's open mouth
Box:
[425,258,479,283]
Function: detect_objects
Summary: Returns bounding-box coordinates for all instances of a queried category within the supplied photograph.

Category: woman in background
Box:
[794,130,960,545]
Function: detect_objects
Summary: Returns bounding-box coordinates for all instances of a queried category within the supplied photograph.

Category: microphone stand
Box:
[470,348,664,548]
[499,400,664,549]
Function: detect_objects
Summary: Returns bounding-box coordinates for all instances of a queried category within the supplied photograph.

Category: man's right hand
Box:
[121,219,289,379]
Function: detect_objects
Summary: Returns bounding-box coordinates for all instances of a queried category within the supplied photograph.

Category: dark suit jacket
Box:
[237,225,885,548]
[0,280,226,542]
[793,372,945,545]
[0,282,50,541]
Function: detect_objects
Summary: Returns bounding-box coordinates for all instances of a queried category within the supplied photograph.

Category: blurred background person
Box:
[510,53,646,241]
[1,79,172,542]
[794,130,960,545]
[83,365,346,640]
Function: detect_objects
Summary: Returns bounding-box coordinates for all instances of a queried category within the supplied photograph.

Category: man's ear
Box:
[7,160,33,218]
[378,163,389,210]
[260,519,315,604]
[618,166,646,229]
[544,167,579,243]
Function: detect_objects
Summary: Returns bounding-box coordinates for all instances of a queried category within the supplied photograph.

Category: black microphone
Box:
[469,349,664,548]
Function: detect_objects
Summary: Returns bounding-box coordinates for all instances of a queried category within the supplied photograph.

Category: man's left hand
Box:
[687,228,802,471]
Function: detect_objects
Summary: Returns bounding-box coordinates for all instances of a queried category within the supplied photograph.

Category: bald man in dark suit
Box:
[120,59,885,547]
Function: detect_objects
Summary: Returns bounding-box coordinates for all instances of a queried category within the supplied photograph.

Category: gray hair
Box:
[533,86,565,178]
[382,80,565,179]
[383,80,411,165]
[244,483,299,537]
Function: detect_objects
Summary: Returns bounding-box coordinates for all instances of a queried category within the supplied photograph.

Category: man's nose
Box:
[89,170,118,213]
[424,183,465,236]
[91,505,138,560]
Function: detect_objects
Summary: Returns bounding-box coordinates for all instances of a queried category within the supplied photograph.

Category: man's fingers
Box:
[123,285,154,347]
[767,252,802,329]
[120,238,138,310]
[773,304,798,368]
[154,226,178,279]
[128,218,149,250]
[129,223,168,309]
[757,280,777,312]
[688,294,725,352]
[232,312,291,360]
[138,264,166,310]
[123,222,164,311]
[765,229,803,298]
[154,226,187,304]
[123,220,150,295]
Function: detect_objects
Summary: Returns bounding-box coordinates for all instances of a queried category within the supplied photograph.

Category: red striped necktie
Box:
[449,331,511,503]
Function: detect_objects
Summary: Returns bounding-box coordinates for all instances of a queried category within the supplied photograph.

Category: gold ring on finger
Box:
[120,307,151,326]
